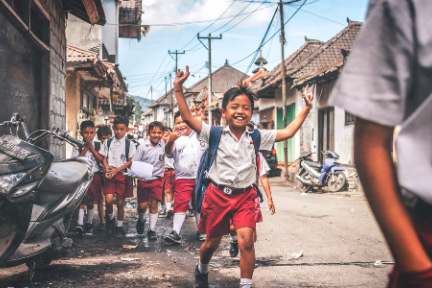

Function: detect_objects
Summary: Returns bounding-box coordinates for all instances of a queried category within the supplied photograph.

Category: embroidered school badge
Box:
[200,141,206,147]
[159,154,164,161]
[120,154,126,161]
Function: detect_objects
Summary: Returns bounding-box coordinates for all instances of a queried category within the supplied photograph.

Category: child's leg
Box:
[97,199,105,223]
[87,203,95,224]
[77,203,86,226]
[117,197,125,222]
[199,236,223,265]
[237,227,255,279]
[148,198,159,231]
[161,190,166,209]
[105,194,114,216]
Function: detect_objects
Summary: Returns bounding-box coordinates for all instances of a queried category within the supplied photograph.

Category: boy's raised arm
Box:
[174,66,202,133]
[275,85,313,142]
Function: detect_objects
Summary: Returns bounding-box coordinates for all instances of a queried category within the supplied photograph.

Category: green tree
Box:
[134,100,144,123]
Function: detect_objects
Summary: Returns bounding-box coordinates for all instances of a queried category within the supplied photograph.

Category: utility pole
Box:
[279,1,289,182]
[168,50,184,127]
[197,33,222,125]
[150,85,153,101]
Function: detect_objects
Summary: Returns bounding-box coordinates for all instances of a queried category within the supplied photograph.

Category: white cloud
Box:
[142,0,277,33]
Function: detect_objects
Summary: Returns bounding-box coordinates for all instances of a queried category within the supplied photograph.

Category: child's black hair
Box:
[164,127,172,133]
[222,82,256,111]
[174,111,181,121]
[97,126,112,139]
[127,134,134,139]
[80,120,95,131]
[149,121,164,132]
[114,115,129,126]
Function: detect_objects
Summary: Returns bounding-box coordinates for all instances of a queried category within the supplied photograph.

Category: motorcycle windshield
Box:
[0,135,53,175]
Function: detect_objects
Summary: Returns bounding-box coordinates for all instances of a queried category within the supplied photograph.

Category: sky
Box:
[119,0,369,100]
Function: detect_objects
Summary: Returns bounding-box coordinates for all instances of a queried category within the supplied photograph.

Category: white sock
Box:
[108,213,114,220]
[195,211,200,229]
[240,278,253,288]
[117,221,123,227]
[231,235,238,242]
[87,208,95,224]
[166,202,172,210]
[139,213,146,222]
[78,209,84,225]
[161,203,166,210]
[173,213,186,234]
[189,199,193,210]
[198,259,209,274]
[149,213,158,231]
[254,242,257,250]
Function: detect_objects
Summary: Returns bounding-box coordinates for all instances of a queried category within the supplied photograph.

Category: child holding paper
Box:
[132,121,165,240]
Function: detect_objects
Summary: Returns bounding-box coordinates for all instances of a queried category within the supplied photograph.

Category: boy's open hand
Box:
[268,198,275,215]
[169,128,181,142]
[302,84,314,109]
[173,66,190,88]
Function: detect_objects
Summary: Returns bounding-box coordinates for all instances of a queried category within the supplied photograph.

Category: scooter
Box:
[296,150,347,193]
[0,113,94,286]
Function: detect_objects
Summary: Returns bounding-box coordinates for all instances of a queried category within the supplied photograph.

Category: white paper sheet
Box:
[123,161,155,180]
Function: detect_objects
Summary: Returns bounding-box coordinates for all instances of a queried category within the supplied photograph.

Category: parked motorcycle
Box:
[296,150,347,193]
[0,113,94,286]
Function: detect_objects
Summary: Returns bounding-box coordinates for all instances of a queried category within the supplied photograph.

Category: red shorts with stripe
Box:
[86,173,104,203]
[199,184,257,238]
[137,179,163,202]
[104,173,133,199]
[162,170,175,192]
[173,179,195,213]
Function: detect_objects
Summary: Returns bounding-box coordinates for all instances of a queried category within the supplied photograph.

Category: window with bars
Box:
[345,112,356,126]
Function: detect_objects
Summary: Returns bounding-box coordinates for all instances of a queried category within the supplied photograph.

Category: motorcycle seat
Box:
[39,161,88,194]
[308,162,323,169]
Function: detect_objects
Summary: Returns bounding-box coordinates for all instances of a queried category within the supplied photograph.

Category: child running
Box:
[173,66,313,288]
[229,122,275,258]
[99,115,136,237]
[132,121,165,240]
[73,120,104,237]
[159,127,175,218]
[164,111,208,244]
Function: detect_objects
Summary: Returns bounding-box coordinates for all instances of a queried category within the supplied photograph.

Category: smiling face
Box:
[174,115,192,136]
[149,127,163,146]
[113,123,127,139]
[221,94,253,130]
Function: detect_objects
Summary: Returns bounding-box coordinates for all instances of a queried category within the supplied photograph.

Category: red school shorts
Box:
[162,170,175,192]
[387,216,432,287]
[87,173,104,203]
[173,179,196,213]
[137,179,163,202]
[104,173,133,199]
[198,184,257,239]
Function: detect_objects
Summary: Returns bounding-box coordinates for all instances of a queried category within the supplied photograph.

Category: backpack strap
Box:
[207,126,223,174]
[125,138,130,160]
[94,141,101,152]
[107,137,113,151]
[250,130,264,202]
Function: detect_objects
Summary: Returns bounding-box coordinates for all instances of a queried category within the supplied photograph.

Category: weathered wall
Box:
[66,14,102,51]
[102,0,118,62]
[334,106,354,165]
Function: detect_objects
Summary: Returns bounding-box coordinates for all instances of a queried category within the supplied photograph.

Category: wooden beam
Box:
[81,0,100,25]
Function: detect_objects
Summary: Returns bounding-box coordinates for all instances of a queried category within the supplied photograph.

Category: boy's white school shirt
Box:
[99,136,136,168]
[198,122,276,189]
[166,130,208,180]
[259,152,271,177]
[165,155,174,170]
[132,139,165,178]
[71,140,100,173]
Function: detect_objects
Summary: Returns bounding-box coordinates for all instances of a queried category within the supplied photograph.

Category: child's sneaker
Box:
[158,208,167,218]
[196,231,206,241]
[136,219,145,235]
[229,240,239,257]
[97,222,105,232]
[84,223,93,236]
[106,215,116,236]
[75,225,84,238]
[147,230,157,241]
[166,209,174,220]
[188,209,195,217]
[115,226,125,237]
[164,230,181,244]
[194,265,208,288]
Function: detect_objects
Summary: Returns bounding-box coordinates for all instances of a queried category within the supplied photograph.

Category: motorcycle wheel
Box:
[328,171,347,192]
[297,171,311,193]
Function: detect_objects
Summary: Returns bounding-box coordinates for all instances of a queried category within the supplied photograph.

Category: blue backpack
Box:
[195,126,262,213]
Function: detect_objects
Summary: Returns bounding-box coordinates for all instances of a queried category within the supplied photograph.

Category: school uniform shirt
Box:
[71,141,100,173]
[132,139,165,178]
[328,0,432,204]
[259,152,271,177]
[198,122,276,189]
[99,136,136,168]
[166,130,208,180]
[165,155,174,170]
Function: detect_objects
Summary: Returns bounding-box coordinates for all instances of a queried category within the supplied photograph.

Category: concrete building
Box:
[0,0,105,159]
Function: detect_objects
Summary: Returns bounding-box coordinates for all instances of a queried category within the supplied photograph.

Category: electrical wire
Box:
[299,9,345,26]
[212,0,255,33]
[221,1,270,34]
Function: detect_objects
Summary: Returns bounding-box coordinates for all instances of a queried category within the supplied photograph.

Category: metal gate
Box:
[318,107,335,163]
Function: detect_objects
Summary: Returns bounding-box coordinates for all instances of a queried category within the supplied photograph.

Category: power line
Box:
[221,1,269,33]
[299,9,345,26]
[212,0,255,33]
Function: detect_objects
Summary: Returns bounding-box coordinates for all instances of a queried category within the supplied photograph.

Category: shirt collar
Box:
[113,136,125,143]
[223,125,251,140]
[145,139,162,147]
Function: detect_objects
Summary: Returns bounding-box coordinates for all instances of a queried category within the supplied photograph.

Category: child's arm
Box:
[174,66,203,133]
[260,174,275,215]
[102,156,112,179]
[76,137,90,157]
[110,159,133,177]
[275,85,314,142]
[165,128,181,154]
[88,139,104,164]
[355,117,432,273]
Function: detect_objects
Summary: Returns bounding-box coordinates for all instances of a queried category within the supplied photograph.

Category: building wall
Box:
[102,0,118,62]
[334,106,354,165]
[66,14,102,51]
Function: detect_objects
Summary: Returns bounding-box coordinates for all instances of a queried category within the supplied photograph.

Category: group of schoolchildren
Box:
[71,65,313,288]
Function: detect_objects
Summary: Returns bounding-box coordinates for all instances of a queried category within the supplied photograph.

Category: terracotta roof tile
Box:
[119,0,142,24]
[66,45,98,64]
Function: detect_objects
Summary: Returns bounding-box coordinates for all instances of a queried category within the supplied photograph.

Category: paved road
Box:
[0,179,392,288]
